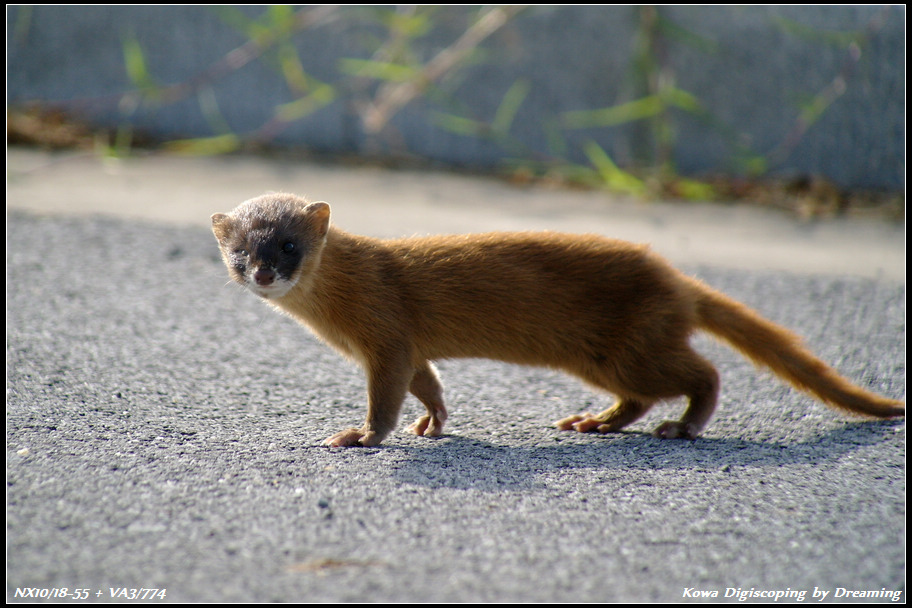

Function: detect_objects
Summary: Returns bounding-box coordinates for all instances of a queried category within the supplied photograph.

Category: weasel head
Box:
[211,193,331,300]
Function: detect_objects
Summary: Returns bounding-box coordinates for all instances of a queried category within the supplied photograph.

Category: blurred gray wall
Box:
[7,5,905,190]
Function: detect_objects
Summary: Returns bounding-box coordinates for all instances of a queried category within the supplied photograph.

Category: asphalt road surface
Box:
[6,156,905,602]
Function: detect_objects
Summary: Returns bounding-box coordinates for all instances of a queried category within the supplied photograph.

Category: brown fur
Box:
[211,192,904,446]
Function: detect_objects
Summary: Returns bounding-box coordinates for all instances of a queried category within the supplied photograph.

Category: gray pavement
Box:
[6,147,905,602]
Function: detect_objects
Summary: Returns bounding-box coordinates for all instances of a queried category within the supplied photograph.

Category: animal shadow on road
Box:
[388,420,903,490]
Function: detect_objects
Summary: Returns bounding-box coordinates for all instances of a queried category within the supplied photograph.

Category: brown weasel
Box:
[211,192,904,447]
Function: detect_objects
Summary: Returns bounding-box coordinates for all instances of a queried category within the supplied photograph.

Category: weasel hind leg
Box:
[555,398,654,433]
[556,346,720,440]
[650,350,720,439]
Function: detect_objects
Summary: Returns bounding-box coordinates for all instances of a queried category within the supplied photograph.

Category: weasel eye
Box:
[235,249,248,257]
[282,242,295,254]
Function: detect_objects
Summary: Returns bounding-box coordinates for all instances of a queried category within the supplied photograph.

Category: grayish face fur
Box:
[211,194,330,300]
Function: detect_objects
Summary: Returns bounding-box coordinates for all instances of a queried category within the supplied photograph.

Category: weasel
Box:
[211,192,904,447]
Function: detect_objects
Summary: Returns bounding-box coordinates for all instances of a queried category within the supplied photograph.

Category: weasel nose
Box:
[254,268,276,286]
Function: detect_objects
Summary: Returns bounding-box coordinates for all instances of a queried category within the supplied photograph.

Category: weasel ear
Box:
[305,202,331,239]
[210,213,233,241]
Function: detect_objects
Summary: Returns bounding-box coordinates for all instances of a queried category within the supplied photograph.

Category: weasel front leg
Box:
[405,361,448,437]
[323,354,412,447]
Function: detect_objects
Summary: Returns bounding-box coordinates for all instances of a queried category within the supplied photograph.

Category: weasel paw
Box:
[406,414,445,437]
[652,421,700,440]
[555,412,589,431]
[554,412,618,434]
[323,428,381,447]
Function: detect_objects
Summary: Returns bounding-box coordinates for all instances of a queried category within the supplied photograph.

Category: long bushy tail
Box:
[689,278,904,418]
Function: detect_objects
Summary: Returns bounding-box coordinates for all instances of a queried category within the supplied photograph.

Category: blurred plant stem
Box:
[764,6,890,170]
[360,6,523,134]
[18,5,894,206]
